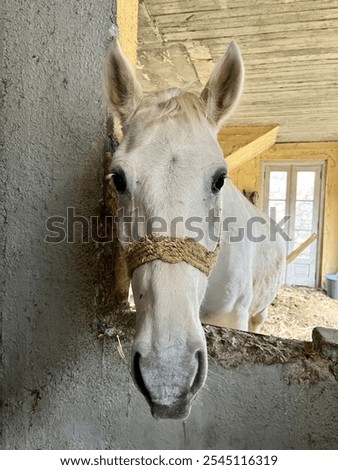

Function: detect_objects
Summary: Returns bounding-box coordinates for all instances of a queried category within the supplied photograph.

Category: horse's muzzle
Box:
[132,348,207,420]
[150,401,192,420]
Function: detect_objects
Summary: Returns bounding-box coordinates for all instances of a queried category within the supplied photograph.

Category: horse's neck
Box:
[220,179,272,249]
[222,179,260,222]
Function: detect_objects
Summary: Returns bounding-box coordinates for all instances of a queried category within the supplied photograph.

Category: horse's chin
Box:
[150,401,192,420]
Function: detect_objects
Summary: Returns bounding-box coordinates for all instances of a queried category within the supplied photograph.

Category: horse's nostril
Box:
[191,350,207,395]
[132,352,152,404]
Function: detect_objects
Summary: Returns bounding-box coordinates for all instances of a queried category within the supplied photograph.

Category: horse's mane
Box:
[136,88,207,124]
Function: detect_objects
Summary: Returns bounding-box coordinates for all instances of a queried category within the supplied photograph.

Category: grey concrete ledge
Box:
[312,327,338,362]
[100,308,338,386]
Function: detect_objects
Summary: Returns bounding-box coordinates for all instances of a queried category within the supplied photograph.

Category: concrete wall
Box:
[1,0,338,450]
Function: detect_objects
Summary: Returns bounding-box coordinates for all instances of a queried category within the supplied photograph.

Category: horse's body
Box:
[104,39,285,419]
[202,181,285,332]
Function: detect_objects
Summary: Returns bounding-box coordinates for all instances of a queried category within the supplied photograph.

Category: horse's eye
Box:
[112,170,127,194]
[212,169,227,193]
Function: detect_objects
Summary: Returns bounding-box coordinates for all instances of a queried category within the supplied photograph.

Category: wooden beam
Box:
[219,125,279,170]
[117,0,138,64]
[287,233,318,264]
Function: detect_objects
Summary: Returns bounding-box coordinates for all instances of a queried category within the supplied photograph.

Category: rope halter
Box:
[123,234,220,277]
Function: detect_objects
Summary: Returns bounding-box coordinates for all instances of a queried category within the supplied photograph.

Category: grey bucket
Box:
[326,273,338,300]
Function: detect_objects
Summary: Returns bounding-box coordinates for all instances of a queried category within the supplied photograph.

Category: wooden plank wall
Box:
[137,0,338,142]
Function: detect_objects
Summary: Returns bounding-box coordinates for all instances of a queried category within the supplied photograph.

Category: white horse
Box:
[104,39,285,419]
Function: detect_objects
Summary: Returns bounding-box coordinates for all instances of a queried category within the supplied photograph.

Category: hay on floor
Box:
[261,286,338,341]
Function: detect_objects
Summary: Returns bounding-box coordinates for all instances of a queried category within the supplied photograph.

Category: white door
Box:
[263,163,324,287]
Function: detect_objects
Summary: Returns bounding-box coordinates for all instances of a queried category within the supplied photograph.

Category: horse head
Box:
[103,38,244,419]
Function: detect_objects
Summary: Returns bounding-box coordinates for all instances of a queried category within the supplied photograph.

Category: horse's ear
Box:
[201,41,244,129]
[104,39,143,127]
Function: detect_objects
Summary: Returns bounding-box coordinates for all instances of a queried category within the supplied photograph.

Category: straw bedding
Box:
[261,286,338,341]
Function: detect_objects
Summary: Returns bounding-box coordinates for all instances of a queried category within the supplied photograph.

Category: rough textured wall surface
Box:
[1,0,113,449]
[1,0,338,451]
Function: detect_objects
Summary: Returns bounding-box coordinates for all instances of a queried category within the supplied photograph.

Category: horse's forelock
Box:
[135,89,207,125]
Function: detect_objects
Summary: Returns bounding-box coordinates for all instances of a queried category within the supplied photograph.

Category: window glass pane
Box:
[296,171,315,200]
[269,200,286,223]
[295,201,313,230]
[269,171,287,200]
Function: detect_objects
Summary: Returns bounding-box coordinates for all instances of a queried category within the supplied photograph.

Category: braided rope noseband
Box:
[123,235,220,277]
